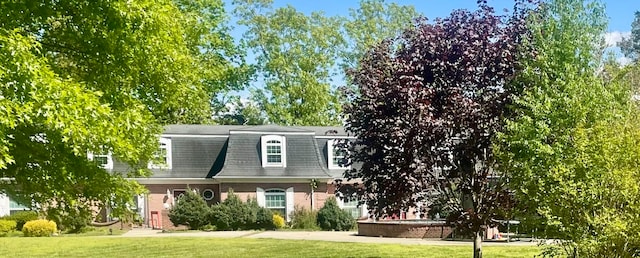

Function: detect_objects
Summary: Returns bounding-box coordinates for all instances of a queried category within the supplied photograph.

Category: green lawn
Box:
[0,237,539,258]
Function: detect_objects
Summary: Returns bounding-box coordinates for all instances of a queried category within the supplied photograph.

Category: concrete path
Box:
[119,228,539,246]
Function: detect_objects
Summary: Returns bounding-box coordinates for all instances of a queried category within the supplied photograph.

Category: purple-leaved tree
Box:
[339,1,536,257]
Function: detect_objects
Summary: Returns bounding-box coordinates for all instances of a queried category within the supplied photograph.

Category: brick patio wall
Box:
[357,220,453,239]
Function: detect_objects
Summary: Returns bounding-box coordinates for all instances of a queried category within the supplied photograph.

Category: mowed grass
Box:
[0,237,539,258]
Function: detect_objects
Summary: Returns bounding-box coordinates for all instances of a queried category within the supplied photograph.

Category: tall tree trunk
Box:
[474,230,483,258]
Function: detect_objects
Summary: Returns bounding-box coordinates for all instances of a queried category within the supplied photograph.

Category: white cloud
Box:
[604,31,631,47]
[617,56,633,66]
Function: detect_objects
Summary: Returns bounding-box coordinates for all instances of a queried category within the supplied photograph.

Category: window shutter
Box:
[285,187,294,222]
[336,195,344,209]
[137,195,145,219]
[256,187,266,207]
[0,194,9,217]
[361,203,368,219]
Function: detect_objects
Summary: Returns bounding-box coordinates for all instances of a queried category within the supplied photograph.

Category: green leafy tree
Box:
[233,0,419,125]
[214,96,267,125]
[341,0,420,71]
[0,0,243,223]
[619,11,640,61]
[496,0,640,256]
[233,0,345,126]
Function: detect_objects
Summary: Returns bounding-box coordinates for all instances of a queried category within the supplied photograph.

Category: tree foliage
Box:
[0,0,242,223]
[496,0,640,256]
[340,2,534,257]
[233,0,419,125]
[619,11,640,61]
[341,0,420,71]
[233,0,345,126]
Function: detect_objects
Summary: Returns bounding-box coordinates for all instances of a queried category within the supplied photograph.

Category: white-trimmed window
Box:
[261,135,286,167]
[341,197,361,219]
[337,194,368,219]
[257,187,295,221]
[327,139,349,170]
[88,152,113,170]
[149,137,172,169]
[264,189,286,216]
[9,199,29,215]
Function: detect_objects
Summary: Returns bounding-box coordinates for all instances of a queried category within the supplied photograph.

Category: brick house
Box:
[125,124,368,229]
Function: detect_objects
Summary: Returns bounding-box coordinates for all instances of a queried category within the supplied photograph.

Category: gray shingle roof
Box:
[214,133,332,178]
[149,137,228,178]
[121,125,354,179]
[164,125,245,135]
[231,125,313,133]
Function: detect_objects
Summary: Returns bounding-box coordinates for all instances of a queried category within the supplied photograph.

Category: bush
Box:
[0,220,17,236]
[317,197,355,231]
[208,204,232,230]
[168,189,209,230]
[245,198,261,229]
[219,190,253,230]
[272,214,285,229]
[256,207,274,230]
[290,206,319,230]
[5,211,38,231]
[22,219,57,237]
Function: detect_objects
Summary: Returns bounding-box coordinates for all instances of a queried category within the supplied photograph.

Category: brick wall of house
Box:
[144,183,219,229]
[219,182,331,210]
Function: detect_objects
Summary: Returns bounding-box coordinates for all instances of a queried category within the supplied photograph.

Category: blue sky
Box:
[241,0,639,31]
[225,0,639,51]
[222,0,640,101]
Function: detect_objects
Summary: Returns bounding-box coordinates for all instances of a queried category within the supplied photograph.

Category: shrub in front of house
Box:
[317,197,355,231]
[168,189,209,230]
[22,219,57,237]
[220,190,254,230]
[47,206,93,233]
[246,198,275,230]
[290,206,319,230]
[0,220,17,236]
[255,207,274,230]
[208,204,232,230]
[4,211,38,231]
[272,214,285,229]
[245,198,261,229]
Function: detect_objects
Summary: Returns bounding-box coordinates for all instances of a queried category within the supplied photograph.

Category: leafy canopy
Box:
[496,0,640,255]
[0,0,242,221]
[341,2,534,257]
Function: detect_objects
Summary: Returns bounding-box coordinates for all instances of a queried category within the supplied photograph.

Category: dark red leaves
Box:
[340,0,536,231]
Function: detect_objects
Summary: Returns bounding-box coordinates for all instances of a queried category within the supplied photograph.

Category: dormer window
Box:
[261,135,286,167]
[88,146,113,170]
[327,139,349,169]
[149,137,172,169]
[88,152,113,170]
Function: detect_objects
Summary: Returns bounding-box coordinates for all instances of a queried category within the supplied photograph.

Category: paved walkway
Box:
[119,228,539,246]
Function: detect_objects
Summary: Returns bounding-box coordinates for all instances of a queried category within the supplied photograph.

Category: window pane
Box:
[342,197,360,219]
[265,194,285,208]
[94,156,109,166]
[266,145,281,154]
[267,154,281,163]
[152,148,167,166]
[9,199,27,209]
